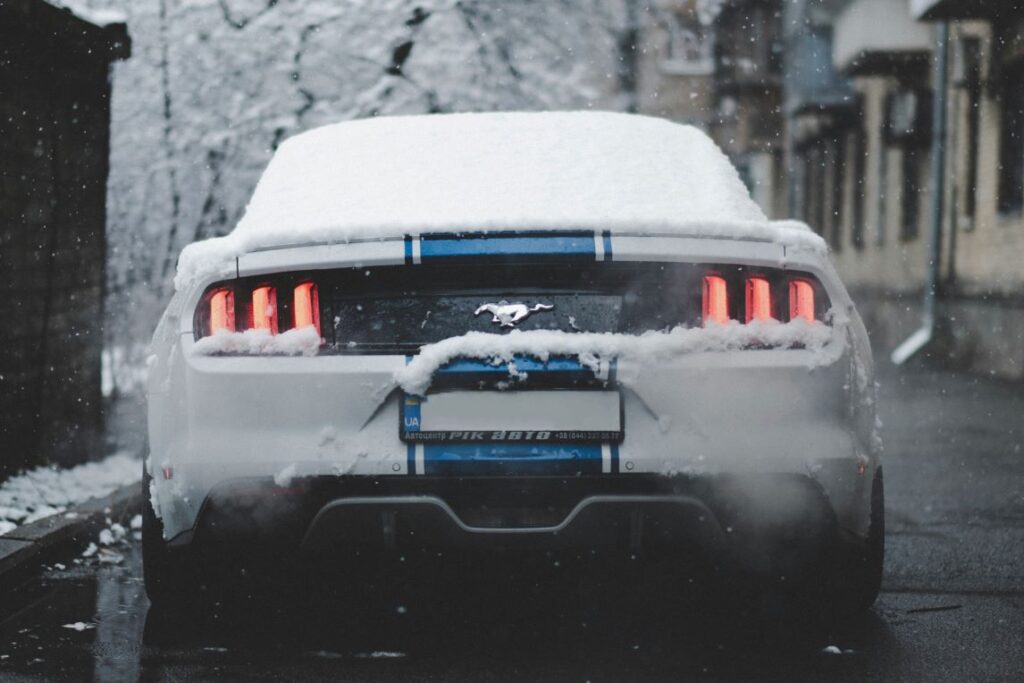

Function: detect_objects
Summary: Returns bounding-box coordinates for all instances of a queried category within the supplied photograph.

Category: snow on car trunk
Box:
[174,111,825,289]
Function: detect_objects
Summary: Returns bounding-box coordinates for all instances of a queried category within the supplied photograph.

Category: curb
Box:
[0,481,143,582]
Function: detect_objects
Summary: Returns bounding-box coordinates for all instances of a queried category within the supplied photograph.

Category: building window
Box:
[829,135,845,252]
[885,88,930,243]
[901,147,923,241]
[876,145,889,246]
[957,37,982,226]
[802,145,826,234]
[998,60,1024,214]
[852,127,866,250]
[659,9,714,75]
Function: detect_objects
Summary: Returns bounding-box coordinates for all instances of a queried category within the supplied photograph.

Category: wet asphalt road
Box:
[0,366,1022,682]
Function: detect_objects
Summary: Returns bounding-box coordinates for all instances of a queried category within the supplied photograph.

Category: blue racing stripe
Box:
[429,355,604,390]
[419,231,595,261]
[404,235,414,264]
[407,443,416,475]
[602,230,613,261]
[610,443,620,474]
[422,443,602,476]
[437,356,585,374]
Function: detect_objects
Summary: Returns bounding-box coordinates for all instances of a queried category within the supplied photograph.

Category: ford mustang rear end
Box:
[144,112,882,617]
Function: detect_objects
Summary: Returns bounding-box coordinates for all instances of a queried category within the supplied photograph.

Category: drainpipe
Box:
[891,21,950,365]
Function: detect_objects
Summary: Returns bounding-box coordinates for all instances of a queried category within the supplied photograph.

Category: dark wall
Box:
[0,2,129,474]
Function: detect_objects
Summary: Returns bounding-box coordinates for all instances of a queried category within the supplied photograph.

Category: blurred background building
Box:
[633,0,716,128]
[704,0,1024,380]
[0,1,129,473]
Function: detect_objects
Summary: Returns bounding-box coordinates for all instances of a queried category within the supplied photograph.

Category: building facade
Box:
[633,0,717,128]
[0,1,129,473]
[710,0,1024,379]
[710,0,788,216]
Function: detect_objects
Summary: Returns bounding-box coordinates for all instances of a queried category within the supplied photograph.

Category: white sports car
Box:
[145,112,882,615]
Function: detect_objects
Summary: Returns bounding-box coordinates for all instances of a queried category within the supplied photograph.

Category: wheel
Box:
[142,468,200,609]
[830,467,884,617]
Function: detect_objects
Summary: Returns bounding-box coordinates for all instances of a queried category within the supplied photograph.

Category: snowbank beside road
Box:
[174,112,826,290]
[0,452,139,536]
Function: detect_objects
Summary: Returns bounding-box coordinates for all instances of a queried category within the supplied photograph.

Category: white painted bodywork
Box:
[148,233,879,545]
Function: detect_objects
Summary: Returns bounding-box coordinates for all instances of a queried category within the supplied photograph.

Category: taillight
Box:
[209,288,235,333]
[197,278,324,344]
[702,275,729,325]
[251,285,278,332]
[789,279,816,322]
[293,282,320,334]
[701,270,825,327]
[745,276,773,322]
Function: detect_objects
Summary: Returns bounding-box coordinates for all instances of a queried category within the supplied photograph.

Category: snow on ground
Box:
[174,112,825,290]
[191,326,322,357]
[395,319,834,396]
[0,452,139,536]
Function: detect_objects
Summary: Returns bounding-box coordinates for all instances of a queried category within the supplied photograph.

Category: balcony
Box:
[834,0,932,75]
[784,26,854,116]
[911,0,995,20]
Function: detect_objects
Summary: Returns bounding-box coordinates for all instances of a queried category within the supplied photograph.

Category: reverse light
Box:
[293,282,321,334]
[209,288,235,333]
[745,276,773,323]
[702,274,729,324]
[789,279,816,322]
[251,285,278,333]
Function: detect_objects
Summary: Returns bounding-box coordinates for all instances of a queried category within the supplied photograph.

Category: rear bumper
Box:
[176,473,843,579]
[300,494,730,552]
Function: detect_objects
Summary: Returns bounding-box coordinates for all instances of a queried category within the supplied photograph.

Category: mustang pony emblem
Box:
[474,301,554,327]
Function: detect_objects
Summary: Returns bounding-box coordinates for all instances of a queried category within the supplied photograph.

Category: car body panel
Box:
[148,232,879,549]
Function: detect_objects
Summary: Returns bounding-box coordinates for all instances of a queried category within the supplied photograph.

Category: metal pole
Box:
[892,21,949,365]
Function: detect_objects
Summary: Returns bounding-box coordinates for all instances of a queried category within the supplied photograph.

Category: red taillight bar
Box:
[251,285,278,333]
[293,282,321,334]
[745,276,773,323]
[702,275,729,325]
[209,288,235,333]
[789,279,816,322]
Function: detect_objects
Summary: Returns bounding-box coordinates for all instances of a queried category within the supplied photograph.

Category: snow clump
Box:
[395,319,834,396]
[191,326,321,357]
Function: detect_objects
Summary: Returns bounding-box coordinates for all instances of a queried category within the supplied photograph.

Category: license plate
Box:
[400,390,623,443]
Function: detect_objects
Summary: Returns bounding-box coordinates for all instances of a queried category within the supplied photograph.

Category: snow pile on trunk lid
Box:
[175,111,824,289]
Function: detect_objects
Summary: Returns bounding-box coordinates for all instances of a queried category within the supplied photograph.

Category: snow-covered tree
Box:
[67,0,636,388]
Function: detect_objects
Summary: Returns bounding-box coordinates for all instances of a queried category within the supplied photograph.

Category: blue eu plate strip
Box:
[437,356,586,375]
[422,443,602,476]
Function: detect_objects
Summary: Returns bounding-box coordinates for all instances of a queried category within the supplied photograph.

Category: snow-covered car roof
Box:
[175,111,824,290]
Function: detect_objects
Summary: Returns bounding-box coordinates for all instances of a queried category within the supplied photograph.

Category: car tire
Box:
[831,467,884,617]
[141,468,200,609]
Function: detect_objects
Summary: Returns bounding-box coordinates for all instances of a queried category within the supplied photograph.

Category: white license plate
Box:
[401,390,623,443]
